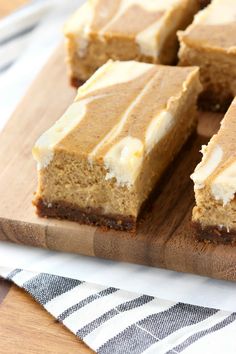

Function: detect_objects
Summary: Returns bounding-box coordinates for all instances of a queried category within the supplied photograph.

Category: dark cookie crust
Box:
[198,91,233,113]
[70,76,85,88]
[199,0,211,9]
[193,222,236,245]
[33,197,136,232]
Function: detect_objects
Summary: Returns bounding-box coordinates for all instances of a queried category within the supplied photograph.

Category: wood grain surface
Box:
[0,280,93,354]
[0,46,236,282]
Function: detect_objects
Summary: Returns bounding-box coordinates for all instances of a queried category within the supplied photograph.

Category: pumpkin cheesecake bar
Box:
[33,60,201,231]
[178,0,236,111]
[191,98,236,243]
[64,0,199,85]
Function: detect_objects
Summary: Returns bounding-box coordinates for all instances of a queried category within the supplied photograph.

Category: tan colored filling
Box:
[65,0,199,82]
[179,42,236,107]
[91,0,122,31]
[58,66,196,156]
[196,103,236,185]
[181,24,236,52]
[58,67,156,154]
[192,102,236,230]
[193,190,236,231]
[89,0,163,34]
[100,5,163,35]
[35,72,200,218]
[65,35,154,82]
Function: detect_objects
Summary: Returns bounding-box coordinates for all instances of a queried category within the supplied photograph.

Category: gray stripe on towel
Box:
[98,303,218,354]
[167,313,236,354]
[0,24,37,46]
[23,273,82,305]
[137,303,218,339]
[7,269,22,280]
[77,295,154,339]
[58,287,118,322]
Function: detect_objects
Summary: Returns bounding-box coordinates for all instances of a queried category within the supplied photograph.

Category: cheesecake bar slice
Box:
[33,60,201,231]
[178,0,236,111]
[191,98,236,243]
[64,0,199,85]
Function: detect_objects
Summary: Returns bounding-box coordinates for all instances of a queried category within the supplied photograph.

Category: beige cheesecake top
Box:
[179,0,236,53]
[64,0,192,59]
[33,60,199,187]
[191,97,236,205]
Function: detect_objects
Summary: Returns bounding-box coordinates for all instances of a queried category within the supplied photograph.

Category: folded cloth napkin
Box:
[1,2,236,354]
[0,0,82,129]
[1,267,236,354]
[0,0,51,70]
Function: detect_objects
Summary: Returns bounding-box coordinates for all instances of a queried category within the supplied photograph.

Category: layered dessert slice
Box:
[33,60,201,231]
[191,98,236,243]
[178,0,236,111]
[64,0,199,85]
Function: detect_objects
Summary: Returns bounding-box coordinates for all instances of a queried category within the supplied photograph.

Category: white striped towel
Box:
[1,267,236,354]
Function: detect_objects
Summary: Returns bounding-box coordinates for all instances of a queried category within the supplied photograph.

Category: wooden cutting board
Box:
[0,279,93,353]
[0,46,235,282]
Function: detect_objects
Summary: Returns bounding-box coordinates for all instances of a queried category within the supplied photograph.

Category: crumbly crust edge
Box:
[33,197,136,232]
[193,222,236,245]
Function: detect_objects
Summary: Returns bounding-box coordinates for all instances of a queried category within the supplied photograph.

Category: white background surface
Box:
[0,0,236,313]
[1,242,236,313]
[0,0,83,128]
